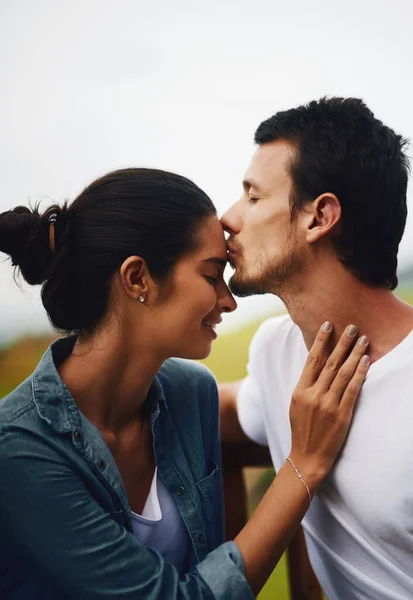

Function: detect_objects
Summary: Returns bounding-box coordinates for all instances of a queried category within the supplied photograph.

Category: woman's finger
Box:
[297,321,333,388]
[338,354,370,414]
[316,325,359,393]
[328,335,369,399]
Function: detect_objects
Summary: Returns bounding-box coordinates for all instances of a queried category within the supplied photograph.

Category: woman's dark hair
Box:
[255,97,410,290]
[0,168,216,333]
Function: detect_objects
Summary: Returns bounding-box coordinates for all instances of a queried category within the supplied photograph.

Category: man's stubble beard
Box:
[228,242,304,300]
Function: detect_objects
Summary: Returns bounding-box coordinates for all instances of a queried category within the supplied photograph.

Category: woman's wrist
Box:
[287,452,330,496]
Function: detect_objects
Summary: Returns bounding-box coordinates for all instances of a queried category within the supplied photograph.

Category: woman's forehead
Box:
[194,217,227,258]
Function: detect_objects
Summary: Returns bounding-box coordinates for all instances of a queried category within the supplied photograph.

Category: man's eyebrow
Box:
[202,257,227,267]
[243,178,262,192]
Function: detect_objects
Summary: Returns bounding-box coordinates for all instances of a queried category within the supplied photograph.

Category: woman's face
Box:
[153,216,237,360]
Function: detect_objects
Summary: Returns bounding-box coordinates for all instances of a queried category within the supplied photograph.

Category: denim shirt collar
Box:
[31,336,167,435]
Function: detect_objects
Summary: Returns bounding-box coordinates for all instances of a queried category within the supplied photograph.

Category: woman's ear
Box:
[119,256,152,302]
[306,193,342,244]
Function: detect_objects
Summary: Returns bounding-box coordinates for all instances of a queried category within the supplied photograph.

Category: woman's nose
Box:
[218,285,237,314]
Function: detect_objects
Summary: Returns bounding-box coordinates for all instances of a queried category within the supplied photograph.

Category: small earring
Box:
[138,295,145,303]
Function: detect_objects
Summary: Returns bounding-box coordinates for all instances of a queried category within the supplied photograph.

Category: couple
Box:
[0,96,411,600]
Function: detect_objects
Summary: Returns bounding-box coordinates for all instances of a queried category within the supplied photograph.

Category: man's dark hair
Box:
[255,97,410,290]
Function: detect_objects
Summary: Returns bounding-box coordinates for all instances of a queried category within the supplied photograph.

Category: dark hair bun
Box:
[1,170,215,335]
[0,206,52,285]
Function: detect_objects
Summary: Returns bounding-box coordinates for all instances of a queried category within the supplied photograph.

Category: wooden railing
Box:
[222,442,322,600]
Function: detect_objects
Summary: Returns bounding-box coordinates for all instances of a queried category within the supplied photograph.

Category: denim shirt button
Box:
[177,486,185,496]
[73,431,82,441]
[196,533,205,543]
[97,459,106,470]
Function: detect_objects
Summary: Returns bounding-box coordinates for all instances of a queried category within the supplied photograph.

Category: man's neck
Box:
[280,267,413,363]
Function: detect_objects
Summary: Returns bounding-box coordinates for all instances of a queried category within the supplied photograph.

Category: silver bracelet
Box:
[286,457,312,508]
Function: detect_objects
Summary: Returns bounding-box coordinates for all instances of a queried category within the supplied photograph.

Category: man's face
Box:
[221,139,305,298]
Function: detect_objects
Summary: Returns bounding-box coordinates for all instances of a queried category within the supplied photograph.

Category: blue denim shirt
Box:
[0,337,254,600]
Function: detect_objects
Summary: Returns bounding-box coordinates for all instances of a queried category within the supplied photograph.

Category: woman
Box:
[0,168,369,599]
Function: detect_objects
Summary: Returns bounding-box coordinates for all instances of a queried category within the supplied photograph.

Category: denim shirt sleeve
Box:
[0,426,255,600]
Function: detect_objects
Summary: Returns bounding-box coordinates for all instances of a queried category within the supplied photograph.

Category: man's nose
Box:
[221,201,241,234]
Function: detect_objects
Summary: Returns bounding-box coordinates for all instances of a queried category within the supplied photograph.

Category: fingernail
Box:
[347,325,358,336]
[322,321,332,332]
[358,335,368,346]
[361,355,370,365]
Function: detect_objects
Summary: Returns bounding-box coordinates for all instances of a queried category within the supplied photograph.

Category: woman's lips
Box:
[202,320,218,339]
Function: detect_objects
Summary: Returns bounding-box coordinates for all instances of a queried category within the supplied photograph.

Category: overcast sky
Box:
[1,0,413,343]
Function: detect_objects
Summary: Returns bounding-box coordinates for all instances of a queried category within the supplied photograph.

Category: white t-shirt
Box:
[238,315,413,600]
[130,468,191,575]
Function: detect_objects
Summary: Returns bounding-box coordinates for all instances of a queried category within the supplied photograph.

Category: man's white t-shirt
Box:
[238,315,413,600]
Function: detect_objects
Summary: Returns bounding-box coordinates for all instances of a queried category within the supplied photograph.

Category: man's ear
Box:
[119,256,152,301]
[305,193,342,244]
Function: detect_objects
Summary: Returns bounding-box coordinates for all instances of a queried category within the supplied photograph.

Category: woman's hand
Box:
[289,322,370,492]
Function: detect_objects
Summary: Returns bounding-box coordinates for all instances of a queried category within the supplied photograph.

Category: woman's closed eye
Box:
[205,276,218,286]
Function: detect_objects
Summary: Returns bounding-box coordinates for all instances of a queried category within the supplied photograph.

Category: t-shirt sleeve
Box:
[237,319,280,447]
[237,375,268,446]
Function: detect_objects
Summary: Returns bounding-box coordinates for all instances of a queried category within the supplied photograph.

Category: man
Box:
[219,97,413,599]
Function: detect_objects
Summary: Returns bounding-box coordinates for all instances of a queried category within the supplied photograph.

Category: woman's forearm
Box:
[234,459,325,596]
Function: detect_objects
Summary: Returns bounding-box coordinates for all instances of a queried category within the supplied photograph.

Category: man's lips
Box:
[227,246,237,264]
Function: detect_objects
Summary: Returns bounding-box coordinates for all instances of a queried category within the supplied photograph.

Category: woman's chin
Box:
[175,341,213,361]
